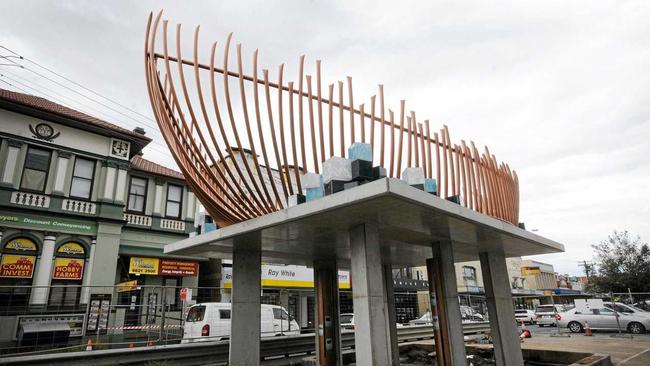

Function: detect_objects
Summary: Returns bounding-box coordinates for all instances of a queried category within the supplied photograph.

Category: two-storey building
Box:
[0,88,200,344]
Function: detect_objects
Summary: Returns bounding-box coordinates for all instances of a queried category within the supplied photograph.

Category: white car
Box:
[515,309,536,324]
[182,303,299,343]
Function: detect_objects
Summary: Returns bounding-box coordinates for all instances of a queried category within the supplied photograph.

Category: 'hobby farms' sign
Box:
[0,211,96,234]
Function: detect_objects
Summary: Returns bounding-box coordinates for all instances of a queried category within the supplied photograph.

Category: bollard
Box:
[584,321,592,336]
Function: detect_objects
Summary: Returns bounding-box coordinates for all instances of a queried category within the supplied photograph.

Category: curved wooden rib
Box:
[144,12,521,227]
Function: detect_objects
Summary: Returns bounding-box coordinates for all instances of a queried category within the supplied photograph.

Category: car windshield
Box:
[186,305,206,322]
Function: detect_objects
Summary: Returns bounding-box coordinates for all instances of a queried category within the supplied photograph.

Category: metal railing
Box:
[0,323,491,366]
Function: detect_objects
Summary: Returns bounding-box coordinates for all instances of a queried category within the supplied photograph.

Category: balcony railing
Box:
[160,219,186,231]
[10,191,50,208]
[61,199,97,215]
[123,213,152,227]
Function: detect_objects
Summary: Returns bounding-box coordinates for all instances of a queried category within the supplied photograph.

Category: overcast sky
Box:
[1,1,649,275]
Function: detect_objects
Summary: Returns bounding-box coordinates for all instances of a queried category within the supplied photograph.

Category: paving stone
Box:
[323,157,352,184]
[348,142,373,162]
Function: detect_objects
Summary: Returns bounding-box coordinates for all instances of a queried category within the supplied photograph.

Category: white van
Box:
[182,303,300,343]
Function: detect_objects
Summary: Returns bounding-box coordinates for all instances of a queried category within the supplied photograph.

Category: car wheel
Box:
[628,322,646,334]
[568,321,583,333]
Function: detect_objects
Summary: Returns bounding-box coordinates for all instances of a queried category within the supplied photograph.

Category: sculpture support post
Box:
[314,258,342,365]
[229,233,262,366]
[350,223,396,365]
[480,250,524,366]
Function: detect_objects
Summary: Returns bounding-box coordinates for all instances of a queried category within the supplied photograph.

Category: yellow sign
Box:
[521,267,541,276]
[116,280,138,292]
[129,257,159,275]
[4,238,37,252]
[53,258,84,280]
[57,243,85,256]
[0,254,36,278]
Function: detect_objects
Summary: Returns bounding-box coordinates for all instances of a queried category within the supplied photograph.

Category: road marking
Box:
[618,348,650,365]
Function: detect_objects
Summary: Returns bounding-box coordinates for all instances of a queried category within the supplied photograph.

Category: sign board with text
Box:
[0,254,35,278]
[0,211,96,235]
[128,257,198,276]
[222,264,351,289]
[53,258,84,280]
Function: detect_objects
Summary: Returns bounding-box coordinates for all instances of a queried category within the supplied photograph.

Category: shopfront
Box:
[116,255,199,327]
[48,241,88,309]
[0,237,39,312]
[221,264,351,330]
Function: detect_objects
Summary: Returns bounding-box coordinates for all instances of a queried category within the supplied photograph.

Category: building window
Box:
[0,238,39,314]
[20,147,51,192]
[70,157,95,199]
[48,242,85,309]
[165,184,183,218]
[127,177,147,213]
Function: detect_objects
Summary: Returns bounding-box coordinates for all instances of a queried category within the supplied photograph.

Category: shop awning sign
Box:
[128,257,198,276]
[116,280,138,292]
[520,266,541,276]
[0,254,35,278]
[53,258,84,280]
[160,260,198,276]
[129,257,160,275]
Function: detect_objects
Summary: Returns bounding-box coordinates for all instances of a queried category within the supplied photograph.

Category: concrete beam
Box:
[314,258,342,365]
[229,233,262,366]
[480,250,524,366]
[350,223,393,366]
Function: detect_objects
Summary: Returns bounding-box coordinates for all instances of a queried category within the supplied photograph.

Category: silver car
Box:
[603,302,650,319]
[557,307,650,334]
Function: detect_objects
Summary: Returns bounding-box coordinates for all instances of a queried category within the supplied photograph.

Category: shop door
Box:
[124,289,142,326]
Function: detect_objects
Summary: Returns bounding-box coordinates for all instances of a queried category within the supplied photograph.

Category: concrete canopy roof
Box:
[165,178,563,268]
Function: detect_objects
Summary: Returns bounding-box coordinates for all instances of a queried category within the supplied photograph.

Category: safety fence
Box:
[0,283,498,357]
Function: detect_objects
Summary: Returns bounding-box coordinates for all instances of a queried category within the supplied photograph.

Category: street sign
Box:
[180,288,191,301]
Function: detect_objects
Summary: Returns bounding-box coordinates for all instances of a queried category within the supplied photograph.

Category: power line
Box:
[0,70,173,155]
[1,45,156,124]
[0,48,179,159]
[0,73,174,160]
[0,47,166,139]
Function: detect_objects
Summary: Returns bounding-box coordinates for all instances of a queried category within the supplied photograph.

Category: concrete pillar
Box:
[480,251,524,366]
[153,182,164,216]
[1,141,21,186]
[437,241,467,364]
[229,234,261,366]
[114,168,128,204]
[427,241,467,365]
[314,258,342,365]
[52,153,70,195]
[30,233,57,306]
[80,238,97,304]
[383,264,399,366]
[349,223,393,366]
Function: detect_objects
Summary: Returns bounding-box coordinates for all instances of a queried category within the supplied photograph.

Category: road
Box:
[521,324,650,364]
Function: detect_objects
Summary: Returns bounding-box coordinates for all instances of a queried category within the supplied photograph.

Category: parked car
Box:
[557,307,650,334]
[409,312,433,325]
[515,309,536,324]
[340,313,355,330]
[633,300,650,312]
[534,304,565,327]
[182,303,299,343]
[603,302,650,318]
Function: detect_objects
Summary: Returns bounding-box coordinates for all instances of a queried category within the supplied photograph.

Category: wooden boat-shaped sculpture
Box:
[144,11,520,228]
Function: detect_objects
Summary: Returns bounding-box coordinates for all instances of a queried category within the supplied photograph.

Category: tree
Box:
[589,231,650,293]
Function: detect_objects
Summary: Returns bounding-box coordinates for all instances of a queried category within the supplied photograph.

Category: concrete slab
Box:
[165,178,563,267]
